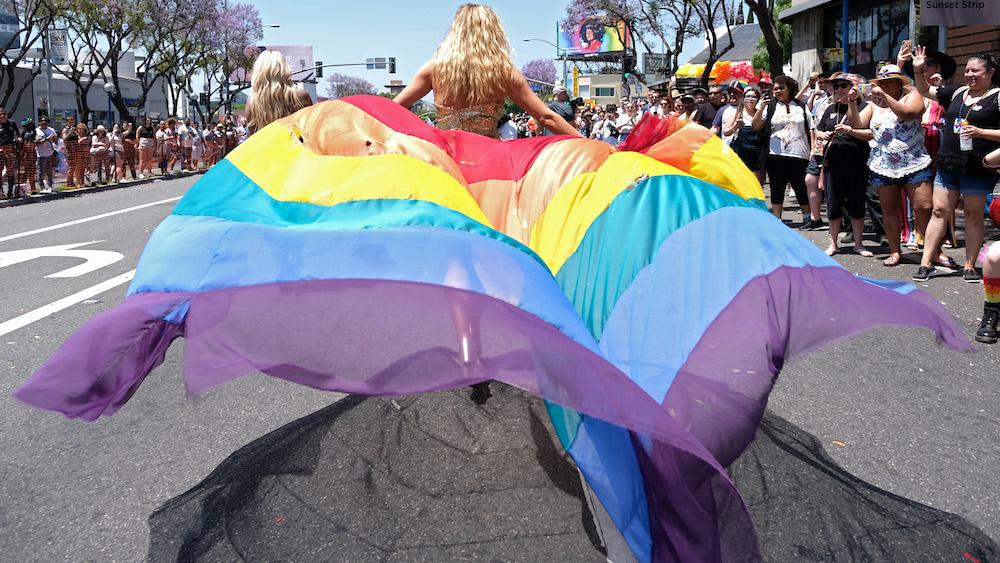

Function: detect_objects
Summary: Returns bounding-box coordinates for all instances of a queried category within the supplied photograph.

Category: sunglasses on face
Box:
[833,82,852,89]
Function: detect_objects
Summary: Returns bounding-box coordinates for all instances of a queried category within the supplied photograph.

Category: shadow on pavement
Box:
[732,411,998,562]
[147,387,998,562]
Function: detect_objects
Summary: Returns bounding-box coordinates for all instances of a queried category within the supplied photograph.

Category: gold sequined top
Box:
[435,101,504,138]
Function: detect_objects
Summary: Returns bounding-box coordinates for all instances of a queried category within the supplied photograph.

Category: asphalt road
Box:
[0,178,996,561]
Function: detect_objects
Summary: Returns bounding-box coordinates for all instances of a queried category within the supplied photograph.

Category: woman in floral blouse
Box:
[852,64,936,267]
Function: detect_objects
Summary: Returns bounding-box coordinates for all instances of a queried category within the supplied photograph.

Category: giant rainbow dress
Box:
[16,96,968,562]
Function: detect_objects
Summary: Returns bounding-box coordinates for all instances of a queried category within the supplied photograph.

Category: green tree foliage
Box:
[750,0,792,73]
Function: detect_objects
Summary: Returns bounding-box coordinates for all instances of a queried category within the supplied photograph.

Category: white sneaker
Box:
[138,174,145,179]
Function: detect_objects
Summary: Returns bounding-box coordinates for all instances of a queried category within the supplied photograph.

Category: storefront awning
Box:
[779,0,838,22]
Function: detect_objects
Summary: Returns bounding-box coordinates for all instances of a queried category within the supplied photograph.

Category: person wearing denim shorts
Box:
[912,50,1000,282]
[855,64,936,267]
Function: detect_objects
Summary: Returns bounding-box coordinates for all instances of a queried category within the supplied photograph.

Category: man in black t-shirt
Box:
[544,86,576,136]
[693,85,726,130]
[0,107,20,198]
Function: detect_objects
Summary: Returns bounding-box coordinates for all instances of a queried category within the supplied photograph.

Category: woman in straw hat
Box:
[850,63,935,267]
[394,4,579,138]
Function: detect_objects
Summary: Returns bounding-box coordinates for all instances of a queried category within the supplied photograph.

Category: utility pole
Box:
[44,29,52,120]
[222,0,230,114]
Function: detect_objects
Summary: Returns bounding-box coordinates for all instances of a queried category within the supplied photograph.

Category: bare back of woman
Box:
[394,3,579,138]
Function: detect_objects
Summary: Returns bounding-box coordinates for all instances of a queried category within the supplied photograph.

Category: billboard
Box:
[557,18,630,56]
[0,9,19,50]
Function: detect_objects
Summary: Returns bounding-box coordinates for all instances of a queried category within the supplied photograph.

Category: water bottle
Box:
[959,119,973,152]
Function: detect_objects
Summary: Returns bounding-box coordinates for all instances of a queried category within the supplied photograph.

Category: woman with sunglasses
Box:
[851,64,933,267]
[818,73,874,256]
[752,75,812,222]
[912,48,1000,282]
[725,86,765,185]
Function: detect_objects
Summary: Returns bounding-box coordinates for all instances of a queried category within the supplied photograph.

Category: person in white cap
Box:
[544,84,576,136]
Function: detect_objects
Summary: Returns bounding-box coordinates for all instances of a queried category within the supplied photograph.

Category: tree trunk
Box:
[111,93,131,122]
[746,0,786,77]
[76,84,93,126]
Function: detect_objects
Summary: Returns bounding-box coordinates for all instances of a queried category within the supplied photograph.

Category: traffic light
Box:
[315,61,323,79]
[388,57,396,74]
[199,93,208,106]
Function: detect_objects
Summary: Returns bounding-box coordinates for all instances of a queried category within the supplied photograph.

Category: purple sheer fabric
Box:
[17,278,756,561]
[15,267,969,562]
[663,266,969,470]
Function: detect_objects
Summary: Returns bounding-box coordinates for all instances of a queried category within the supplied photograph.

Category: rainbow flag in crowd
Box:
[16,96,968,562]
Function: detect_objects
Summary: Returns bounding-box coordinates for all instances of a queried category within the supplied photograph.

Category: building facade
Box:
[781,0,1000,85]
[577,73,647,108]
[5,65,175,131]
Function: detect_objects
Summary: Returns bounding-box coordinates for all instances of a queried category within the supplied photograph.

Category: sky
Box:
[246,0,706,95]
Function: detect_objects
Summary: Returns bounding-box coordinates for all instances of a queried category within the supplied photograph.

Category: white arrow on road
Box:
[0,241,125,278]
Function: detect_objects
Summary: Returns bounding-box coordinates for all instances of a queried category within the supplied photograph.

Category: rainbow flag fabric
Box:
[15,96,968,562]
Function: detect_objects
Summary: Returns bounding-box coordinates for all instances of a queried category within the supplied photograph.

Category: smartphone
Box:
[858,83,872,96]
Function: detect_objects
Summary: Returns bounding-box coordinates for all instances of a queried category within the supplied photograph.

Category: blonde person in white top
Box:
[614,102,639,144]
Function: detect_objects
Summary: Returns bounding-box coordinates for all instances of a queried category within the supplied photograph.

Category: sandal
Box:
[854,247,874,257]
[825,245,839,256]
[883,254,902,267]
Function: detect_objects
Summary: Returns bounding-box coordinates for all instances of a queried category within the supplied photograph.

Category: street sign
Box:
[366,57,387,70]
[0,241,124,278]
[49,29,69,65]
[824,48,844,64]
[643,53,670,75]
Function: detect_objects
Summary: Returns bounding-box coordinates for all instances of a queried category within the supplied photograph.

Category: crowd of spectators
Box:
[0,111,249,198]
[490,40,1000,343]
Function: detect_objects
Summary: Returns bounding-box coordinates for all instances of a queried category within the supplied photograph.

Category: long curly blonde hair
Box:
[245,51,305,134]
[432,4,517,106]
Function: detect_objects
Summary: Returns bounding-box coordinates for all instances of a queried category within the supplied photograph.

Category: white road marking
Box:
[0,196,181,244]
[0,270,136,337]
[0,241,124,278]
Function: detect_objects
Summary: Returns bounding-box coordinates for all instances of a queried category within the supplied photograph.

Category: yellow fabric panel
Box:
[273,101,468,186]
[226,124,492,226]
[689,135,765,201]
[529,152,691,273]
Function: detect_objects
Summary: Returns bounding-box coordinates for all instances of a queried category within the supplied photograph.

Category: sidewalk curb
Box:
[0,169,207,209]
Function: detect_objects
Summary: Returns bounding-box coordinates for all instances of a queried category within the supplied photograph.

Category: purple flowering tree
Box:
[521,59,557,94]
[324,73,376,99]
